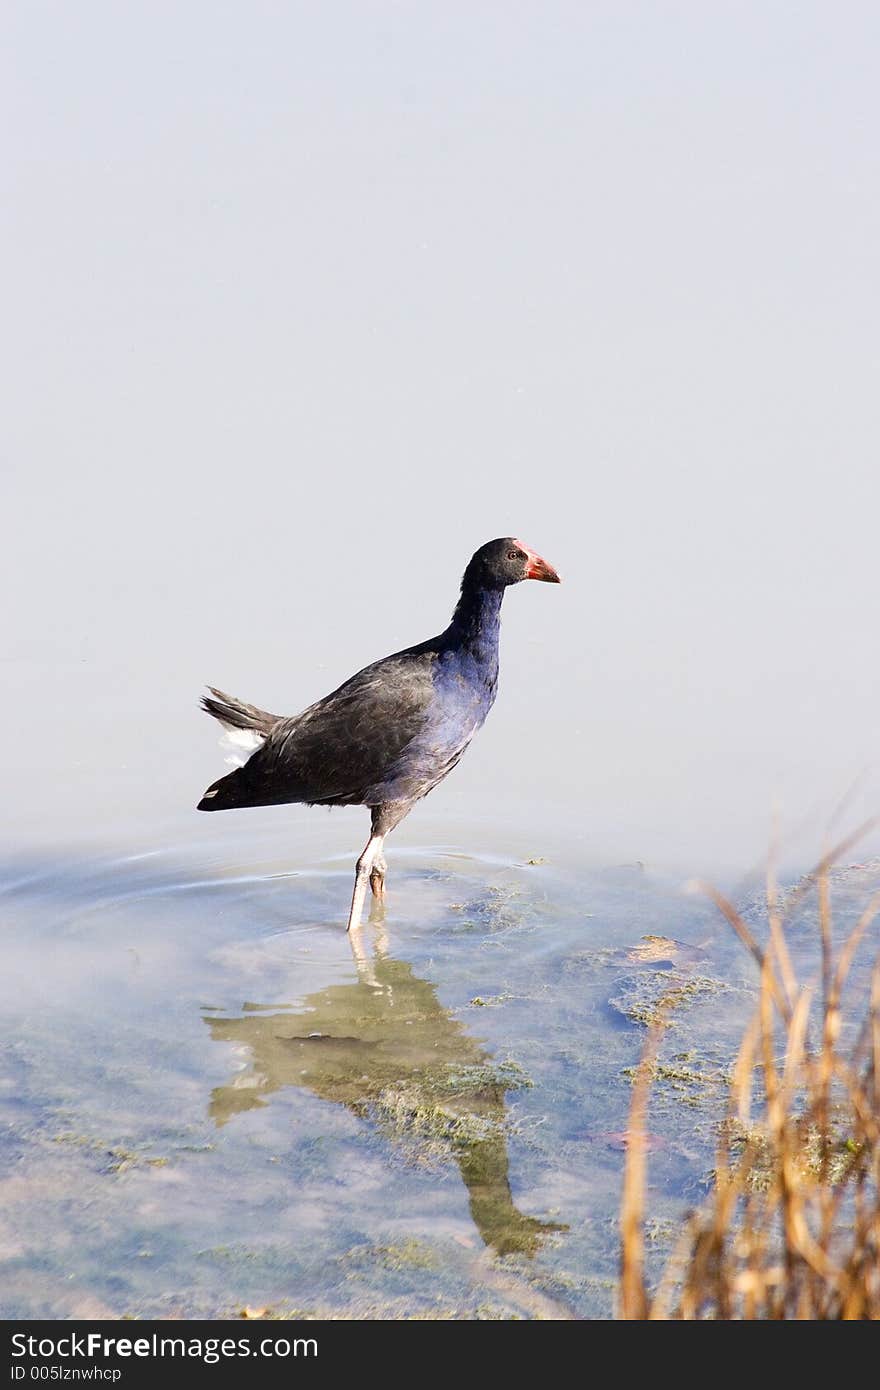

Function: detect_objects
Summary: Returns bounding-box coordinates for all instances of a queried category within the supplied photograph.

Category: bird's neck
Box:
[448,583,504,663]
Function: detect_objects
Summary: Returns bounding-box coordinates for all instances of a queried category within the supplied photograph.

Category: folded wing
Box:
[198,653,436,811]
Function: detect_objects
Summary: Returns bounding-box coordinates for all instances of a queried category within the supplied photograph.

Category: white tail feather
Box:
[218,723,266,768]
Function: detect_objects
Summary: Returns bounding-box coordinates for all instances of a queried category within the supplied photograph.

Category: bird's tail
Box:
[199,687,282,800]
[200,687,280,735]
[198,765,250,812]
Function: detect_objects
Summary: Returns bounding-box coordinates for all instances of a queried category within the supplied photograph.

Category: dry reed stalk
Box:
[619,844,880,1320]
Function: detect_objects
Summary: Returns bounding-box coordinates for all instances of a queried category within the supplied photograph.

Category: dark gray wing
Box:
[228,650,438,808]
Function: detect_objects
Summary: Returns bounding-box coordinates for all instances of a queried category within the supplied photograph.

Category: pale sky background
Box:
[3,2,879,873]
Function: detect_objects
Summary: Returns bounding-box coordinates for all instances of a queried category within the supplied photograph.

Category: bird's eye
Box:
[508,549,520,560]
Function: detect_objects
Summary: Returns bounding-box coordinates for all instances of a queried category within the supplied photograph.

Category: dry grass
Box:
[619,830,880,1319]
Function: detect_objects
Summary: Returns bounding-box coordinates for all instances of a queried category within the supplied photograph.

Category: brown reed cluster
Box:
[619,832,880,1319]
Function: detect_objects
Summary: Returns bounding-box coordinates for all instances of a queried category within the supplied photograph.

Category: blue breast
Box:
[367,585,503,806]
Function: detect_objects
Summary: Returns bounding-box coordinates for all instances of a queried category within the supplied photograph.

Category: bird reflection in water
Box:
[203,925,564,1256]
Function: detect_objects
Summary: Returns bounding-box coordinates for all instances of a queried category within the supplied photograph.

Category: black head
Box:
[463,538,562,590]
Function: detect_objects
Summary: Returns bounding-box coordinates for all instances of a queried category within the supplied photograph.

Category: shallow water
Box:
[2,799,878,1320]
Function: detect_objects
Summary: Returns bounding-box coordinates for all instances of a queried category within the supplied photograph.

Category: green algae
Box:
[622,1052,730,1108]
[341,1240,439,1273]
[609,970,726,1028]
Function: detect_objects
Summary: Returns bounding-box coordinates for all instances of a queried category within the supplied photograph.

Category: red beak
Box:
[523,551,562,583]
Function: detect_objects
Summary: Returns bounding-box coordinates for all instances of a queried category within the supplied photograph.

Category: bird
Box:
[197,537,561,931]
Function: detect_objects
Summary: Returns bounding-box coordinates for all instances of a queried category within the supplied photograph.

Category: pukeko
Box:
[198,538,561,931]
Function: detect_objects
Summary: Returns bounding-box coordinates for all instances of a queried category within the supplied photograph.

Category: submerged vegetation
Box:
[620,837,880,1319]
[609,969,725,1029]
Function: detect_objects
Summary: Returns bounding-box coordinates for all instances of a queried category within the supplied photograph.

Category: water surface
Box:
[14,800,870,1319]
